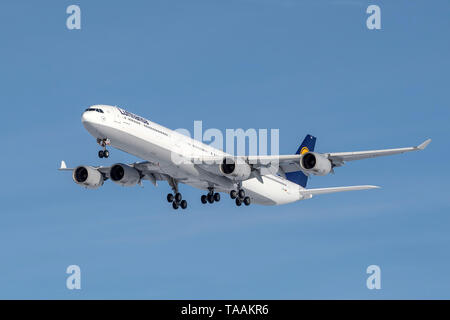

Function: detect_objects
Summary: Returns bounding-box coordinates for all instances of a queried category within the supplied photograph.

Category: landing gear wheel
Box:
[214,193,220,202]
[235,198,242,206]
[238,189,245,199]
[243,196,251,206]
[98,150,104,158]
[180,200,187,209]
[103,150,109,158]
[207,193,214,204]
[201,195,207,204]
[172,201,179,210]
[167,193,174,203]
[230,190,237,199]
[175,193,182,203]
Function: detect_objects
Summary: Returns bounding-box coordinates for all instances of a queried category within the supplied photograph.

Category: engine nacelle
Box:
[109,163,141,187]
[73,166,104,189]
[219,158,252,181]
[300,152,332,176]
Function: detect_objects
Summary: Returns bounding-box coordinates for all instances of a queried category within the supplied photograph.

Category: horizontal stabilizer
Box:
[300,185,380,196]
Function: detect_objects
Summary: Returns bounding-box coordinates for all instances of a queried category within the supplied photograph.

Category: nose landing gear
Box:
[97,138,110,158]
[98,150,109,158]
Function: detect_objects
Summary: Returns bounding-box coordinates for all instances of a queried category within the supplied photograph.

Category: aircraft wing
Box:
[62,138,430,188]
[193,138,431,174]
[59,160,167,186]
[325,139,431,167]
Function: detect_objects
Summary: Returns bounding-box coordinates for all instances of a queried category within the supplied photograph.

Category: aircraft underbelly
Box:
[92,122,300,206]
[243,177,300,205]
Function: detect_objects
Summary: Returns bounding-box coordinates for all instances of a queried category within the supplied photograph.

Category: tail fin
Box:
[285,134,316,187]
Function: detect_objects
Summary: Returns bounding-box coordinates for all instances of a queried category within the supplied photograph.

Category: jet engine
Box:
[109,163,141,186]
[300,152,332,176]
[72,166,104,189]
[219,158,251,181]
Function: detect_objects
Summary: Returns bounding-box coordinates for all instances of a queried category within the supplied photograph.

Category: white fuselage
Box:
[81,105,305,205]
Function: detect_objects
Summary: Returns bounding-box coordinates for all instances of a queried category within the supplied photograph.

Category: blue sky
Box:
[0,0,449,299]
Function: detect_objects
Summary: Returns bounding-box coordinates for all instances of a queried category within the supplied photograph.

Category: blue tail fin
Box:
[285,134,316,187]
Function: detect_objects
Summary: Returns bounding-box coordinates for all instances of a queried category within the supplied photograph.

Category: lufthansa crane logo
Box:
[300,147,309,155]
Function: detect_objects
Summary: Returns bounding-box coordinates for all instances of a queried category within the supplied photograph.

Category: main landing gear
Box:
[230,187,251,207]
[167,178,187,210]
[201,188,221,205]
[167,192,187,210]
[97,138,110,159]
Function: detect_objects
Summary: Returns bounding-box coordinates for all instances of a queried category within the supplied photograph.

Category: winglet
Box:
[417,139,431,150]
[59,161,74,171]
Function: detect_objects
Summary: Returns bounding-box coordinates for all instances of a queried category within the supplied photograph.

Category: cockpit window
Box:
[85,108,104,113]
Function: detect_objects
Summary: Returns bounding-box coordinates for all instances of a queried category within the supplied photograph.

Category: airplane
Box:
[59,105,431,210]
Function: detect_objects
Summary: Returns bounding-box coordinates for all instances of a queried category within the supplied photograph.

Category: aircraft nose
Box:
[81,110,94,123]
[81,108,102,138]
